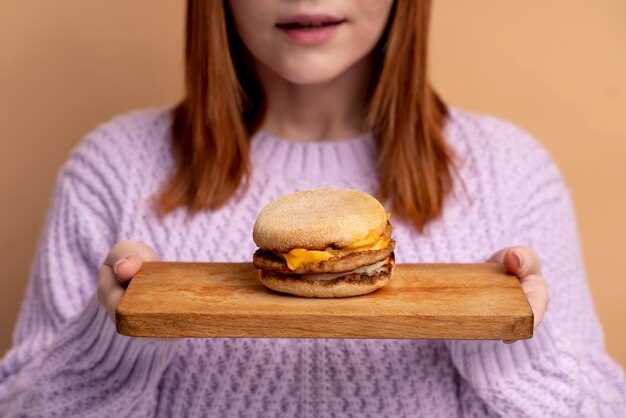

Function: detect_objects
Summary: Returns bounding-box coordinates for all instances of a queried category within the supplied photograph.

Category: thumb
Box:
[107,240,160,283]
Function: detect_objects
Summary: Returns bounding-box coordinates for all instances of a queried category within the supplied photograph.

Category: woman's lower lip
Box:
[277,24,342,45]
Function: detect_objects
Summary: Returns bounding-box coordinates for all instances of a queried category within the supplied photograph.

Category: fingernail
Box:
[512,251,523,271]
[113,258,127,275]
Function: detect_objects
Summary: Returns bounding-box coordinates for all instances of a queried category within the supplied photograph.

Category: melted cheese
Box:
[346,228,381,249]
[346,215,391,250]
[280,224,391,270]
[363,236,391,251]
[283,248,333,270]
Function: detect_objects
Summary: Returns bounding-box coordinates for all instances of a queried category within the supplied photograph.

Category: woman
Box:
[1,1,624,416]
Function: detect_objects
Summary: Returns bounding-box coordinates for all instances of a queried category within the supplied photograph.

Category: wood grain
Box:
[116,262,533,340]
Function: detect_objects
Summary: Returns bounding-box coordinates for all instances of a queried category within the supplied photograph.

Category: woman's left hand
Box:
[488,246,549,343]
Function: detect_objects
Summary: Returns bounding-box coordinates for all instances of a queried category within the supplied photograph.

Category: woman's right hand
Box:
[98,240,159,321]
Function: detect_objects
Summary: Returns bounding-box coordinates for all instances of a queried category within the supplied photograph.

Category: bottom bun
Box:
[257,256,395,298]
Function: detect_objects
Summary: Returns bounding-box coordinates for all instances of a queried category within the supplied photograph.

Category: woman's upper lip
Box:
[275,14,347,26]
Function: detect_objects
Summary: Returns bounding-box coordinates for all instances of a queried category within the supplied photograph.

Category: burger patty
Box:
[258,253,395,287]
[253,239,395,274]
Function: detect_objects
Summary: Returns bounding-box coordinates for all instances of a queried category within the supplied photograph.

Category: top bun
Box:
[253,187,388,252]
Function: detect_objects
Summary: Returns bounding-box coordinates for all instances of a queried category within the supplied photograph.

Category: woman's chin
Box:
[267,60,353,86]
[277,70,347,86]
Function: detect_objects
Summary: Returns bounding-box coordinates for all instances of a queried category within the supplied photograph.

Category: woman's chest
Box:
[125,174,501,265]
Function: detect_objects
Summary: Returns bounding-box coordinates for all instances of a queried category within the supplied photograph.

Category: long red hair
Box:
[154,0,457,232]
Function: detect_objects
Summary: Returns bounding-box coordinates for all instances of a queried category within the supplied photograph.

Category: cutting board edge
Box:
[116,307,533,319]
[115,310,534,340]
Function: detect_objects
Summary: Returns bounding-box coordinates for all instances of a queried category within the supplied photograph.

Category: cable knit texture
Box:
[1,106,624,418]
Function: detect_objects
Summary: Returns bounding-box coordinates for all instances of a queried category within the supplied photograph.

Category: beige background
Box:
[1,1,624,367]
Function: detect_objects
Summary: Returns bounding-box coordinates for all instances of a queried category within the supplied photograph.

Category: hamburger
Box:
[252,187,395,297]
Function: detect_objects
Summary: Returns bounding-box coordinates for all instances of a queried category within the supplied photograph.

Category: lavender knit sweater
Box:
[1,106,624,417]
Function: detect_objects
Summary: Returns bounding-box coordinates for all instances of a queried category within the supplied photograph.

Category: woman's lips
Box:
[275,14,347,46]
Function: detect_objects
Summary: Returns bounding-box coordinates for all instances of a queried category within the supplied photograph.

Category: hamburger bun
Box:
[253,187,388,252]
[258,254,395,298]
[252,187,395,298]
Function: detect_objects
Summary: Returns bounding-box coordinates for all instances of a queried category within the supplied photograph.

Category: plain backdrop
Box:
[1,1,625,367]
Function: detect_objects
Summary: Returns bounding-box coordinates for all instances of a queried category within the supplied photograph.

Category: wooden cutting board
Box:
[116,262,533,340]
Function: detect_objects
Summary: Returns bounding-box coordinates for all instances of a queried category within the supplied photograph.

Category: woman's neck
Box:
[255,54,374,142]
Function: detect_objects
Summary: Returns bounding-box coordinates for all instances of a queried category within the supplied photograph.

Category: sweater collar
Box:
[249,129,378,179]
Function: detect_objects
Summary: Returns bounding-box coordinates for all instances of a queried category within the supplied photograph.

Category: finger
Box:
[113,255,144,284]
[520,273,548,328]
[98,265,125,321]
[104,240,159,283]
[105,239,160,267]
[501,273,548,344]
[488,247,509,263]
[490,246,541,277]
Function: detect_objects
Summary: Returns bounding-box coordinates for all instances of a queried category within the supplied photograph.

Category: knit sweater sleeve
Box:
[0,120,175,417]
[445,119,626,417]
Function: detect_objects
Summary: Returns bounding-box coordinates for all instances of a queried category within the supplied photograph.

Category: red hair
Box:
[154,0,457,232]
